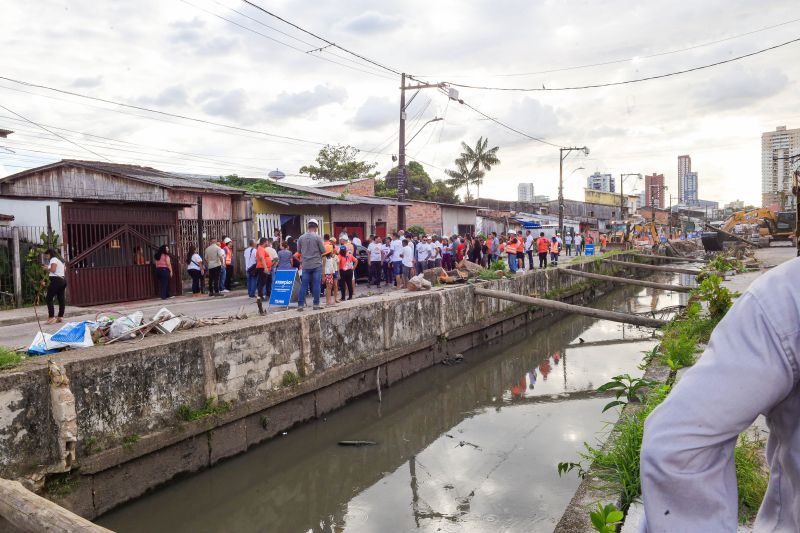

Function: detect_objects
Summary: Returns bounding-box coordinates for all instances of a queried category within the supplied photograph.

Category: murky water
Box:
[99,276,688,533]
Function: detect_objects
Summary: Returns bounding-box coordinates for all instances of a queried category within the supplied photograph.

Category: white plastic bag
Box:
[108,311,144,339]
[28,332,67,355]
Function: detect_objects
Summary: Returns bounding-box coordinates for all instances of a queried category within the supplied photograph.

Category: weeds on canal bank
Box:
[736,431,769,523]
[177,397,231,422]
[0,346,25,370]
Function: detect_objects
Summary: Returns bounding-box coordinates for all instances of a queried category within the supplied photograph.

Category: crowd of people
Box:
[176,221,612,310]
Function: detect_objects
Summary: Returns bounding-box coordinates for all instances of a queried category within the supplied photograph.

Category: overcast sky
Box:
[2,0,799,206]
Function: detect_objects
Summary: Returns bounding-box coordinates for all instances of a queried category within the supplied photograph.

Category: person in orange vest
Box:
[254,238,273,313]
[536,232,550,268]
[505,238,518,272]
[220,236,234,292]
[549,235,561,266]
[600,233,608,253]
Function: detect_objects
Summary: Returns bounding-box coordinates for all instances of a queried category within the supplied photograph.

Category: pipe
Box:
[602,258,701,276]
[563,268,692,293]
[473,287,666,328]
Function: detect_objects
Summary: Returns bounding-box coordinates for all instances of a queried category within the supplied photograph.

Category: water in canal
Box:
[99,276,689,533]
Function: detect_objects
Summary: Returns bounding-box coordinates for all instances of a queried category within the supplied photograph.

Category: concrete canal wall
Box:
[0,257,646,521]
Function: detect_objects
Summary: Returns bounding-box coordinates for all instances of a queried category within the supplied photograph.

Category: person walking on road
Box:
[186,244,204,297]
[338,245,356,300]
[204,238,224,297]
[536,232,549,269]
[154,244,173,300]
[549,236,560,266]
[296,219,325,311]
[244,239,258,298]
[44,248,67,324]
[574,233,583,256]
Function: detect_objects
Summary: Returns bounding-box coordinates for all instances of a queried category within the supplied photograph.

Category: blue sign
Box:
[584,243,595,256]
[269,269,298,307]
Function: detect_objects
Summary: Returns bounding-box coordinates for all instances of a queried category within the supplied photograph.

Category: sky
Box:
[1,0,799,206]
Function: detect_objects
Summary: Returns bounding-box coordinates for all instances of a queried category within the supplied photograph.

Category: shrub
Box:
[177,397,231,421]
[489,258,507,271]
[693,275,738,318]
[405,225,426,237]
[735,431,769,523]
[0,346,24,370]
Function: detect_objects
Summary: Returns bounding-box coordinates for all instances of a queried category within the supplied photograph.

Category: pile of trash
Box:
[28,307,247,355]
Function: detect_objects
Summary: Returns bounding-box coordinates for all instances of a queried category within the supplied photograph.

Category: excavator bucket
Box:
[701,231,724,251]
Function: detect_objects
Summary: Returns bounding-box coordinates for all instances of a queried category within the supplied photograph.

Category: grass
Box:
[281,370,300,387]
[122,433,140,450]
[44,473,80,497]
[735,431,769,524]
[478,269,501,280]
[543,281,590,299]
[0,346,25,370]
[177,397,232,422]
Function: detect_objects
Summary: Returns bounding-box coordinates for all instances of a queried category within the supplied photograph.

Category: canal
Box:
[98,276,688,533]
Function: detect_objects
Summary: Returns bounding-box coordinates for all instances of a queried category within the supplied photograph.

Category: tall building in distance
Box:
[586,172,615,193]
[644,173,665,208]
[677,155,691,201]
[680,171,699,204]
[517,182,535,202]
[762,125,800,210]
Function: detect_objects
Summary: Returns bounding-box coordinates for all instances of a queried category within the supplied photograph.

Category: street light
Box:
[559,147,590,236]
[405,117,443,146]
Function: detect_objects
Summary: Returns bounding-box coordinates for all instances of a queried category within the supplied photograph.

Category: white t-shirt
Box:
[525,235,534,251]
[244,247,257,270]
[416,242,431,262]
[389,239,403,262]
[574,235,582,245]
[352,236,362,247]
[381,244,392,262]
[368,242,383,261]
[49,257,65,277]
[187,253,203,271]
[401,245,414,267]
[433,241,442,258]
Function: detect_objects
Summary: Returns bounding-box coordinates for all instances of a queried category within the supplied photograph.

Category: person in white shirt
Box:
[565,233,573,256]
[574,233,583,256]
[525,231,535,271]
[416,238,431,274]
[244,239,258,297]
[400,239,415,283]
[432,237,443,268]
[389,233,404,288]
[352,234,362,247]
[381,238,393,287]
[367,238,383,287]
[45,248,67,324]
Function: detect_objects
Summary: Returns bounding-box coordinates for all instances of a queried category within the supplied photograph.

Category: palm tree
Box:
[460,137,500,201]
[445,158,484,202]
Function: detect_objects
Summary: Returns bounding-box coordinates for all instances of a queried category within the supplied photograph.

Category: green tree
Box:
[376,161,460,203]
[459,136,500,201]
[299,144,379,182]
[445,158,484,202]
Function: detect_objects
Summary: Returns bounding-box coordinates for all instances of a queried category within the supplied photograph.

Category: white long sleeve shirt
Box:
[641,257,800,532]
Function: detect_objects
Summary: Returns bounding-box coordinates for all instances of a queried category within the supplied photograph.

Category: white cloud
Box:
[263,85,347,118]
[350,96,396,130]
[343,11,403,34]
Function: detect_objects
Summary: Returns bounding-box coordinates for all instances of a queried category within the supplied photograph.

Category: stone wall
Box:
[0,259,629,520]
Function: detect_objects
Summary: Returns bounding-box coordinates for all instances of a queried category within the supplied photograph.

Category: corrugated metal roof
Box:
[0,160,243,194]
[278,181,410,206]
[315,177,374,188]
[247,192,355,206]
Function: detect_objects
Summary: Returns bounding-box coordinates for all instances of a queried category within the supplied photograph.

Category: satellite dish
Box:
[268,169,286,180]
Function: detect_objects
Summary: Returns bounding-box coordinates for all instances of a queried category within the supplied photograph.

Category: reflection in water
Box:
[98,276,683,533]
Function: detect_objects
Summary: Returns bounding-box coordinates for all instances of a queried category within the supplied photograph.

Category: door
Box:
[375,222,387,239]
[334,222,366,242]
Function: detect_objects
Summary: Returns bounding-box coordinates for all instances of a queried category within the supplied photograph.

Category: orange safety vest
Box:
[224,244,233,266]
[550,241,560,254]
[505,242,517,254]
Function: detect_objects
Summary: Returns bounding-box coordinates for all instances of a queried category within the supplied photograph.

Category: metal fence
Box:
[0,226,56,308]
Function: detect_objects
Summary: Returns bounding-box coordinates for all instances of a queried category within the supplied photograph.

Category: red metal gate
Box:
[62,204,182,306]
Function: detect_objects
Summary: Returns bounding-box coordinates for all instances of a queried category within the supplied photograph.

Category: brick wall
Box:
[405,201,443,235]
[318,178,375,196]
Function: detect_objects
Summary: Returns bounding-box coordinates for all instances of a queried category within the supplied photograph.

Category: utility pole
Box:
[619,173,641,244]
[397,74,452,230]
[558,146,589,237]
[397,73,407,230]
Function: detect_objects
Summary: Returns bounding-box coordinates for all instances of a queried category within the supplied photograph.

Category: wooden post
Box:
[603,258,701,276]
[12,226,22,307]
[563,268,693,293]
[473,287,666,328]
[46,205,53,248]
[0,478,113,533]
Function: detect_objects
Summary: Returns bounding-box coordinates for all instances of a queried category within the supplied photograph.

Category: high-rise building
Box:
[762,126,800,209]
[517,182,535,202]
[586,172,615,193]
[677,155,691,201]
[644,173,665,209]
[680,171,698,204]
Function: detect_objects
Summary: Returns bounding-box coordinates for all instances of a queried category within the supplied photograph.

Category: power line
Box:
[180,0,395,81]
[0,103,111,161]
[440,36,800,92]
[239,0,403,75]
[416,16,800,78]
[0,76,393,155]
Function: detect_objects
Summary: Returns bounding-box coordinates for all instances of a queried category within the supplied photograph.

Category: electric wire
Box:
[436,36,800,92]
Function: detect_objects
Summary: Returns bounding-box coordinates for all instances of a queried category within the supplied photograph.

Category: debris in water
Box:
[338,440,377,447]
[441,353,464,366]
[578,337,585,344]
[456,440,481,450]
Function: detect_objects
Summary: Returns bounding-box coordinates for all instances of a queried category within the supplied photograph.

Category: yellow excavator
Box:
[702,208,795,251]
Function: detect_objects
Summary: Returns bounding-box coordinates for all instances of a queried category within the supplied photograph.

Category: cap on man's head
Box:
[340,245,347,252]
[224,237,232,244]
[307,218,319,228]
